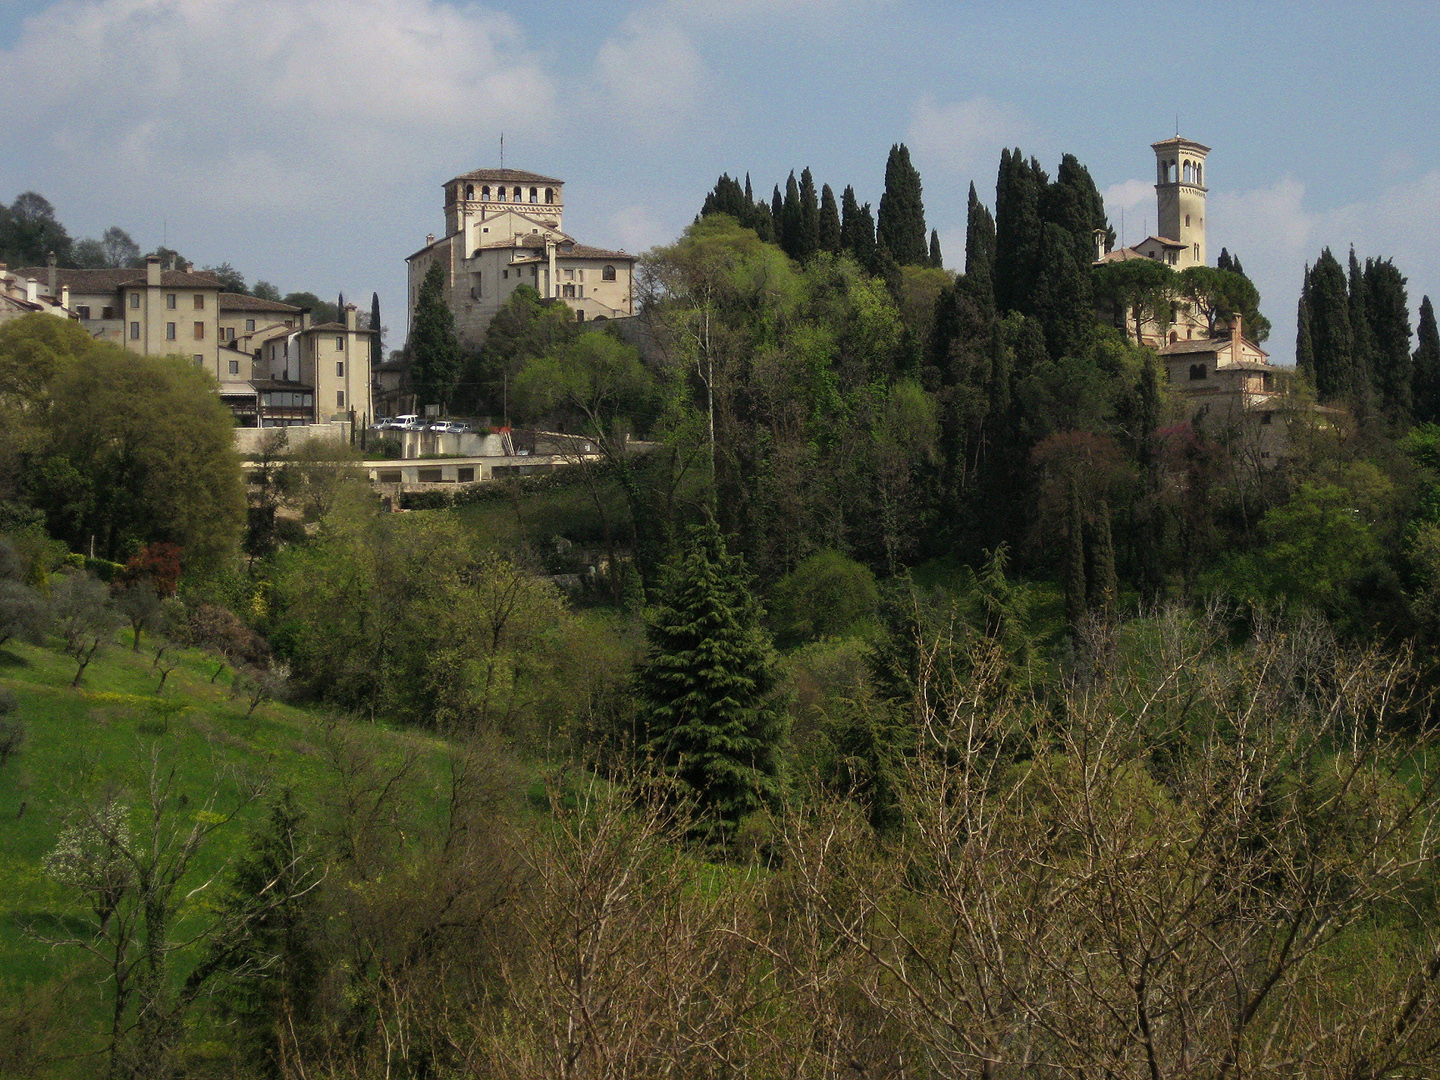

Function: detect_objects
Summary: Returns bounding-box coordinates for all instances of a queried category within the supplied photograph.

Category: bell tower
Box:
[1152,137,1209,268]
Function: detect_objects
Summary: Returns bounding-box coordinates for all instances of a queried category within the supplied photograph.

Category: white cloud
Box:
[606,204,668,254]
[0,0,554,210]
[1101,178,1151,242]
[907,93,1031,177]
[593,15,706,141]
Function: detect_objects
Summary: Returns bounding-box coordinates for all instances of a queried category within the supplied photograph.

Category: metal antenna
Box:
[500,132,505,173]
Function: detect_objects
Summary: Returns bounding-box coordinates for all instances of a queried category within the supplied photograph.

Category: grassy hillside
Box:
[0,630,459,1075]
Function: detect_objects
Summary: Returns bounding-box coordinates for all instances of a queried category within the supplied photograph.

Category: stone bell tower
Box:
[1152,137,1209,268]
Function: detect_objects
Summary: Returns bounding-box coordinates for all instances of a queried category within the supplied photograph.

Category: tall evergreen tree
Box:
[369,292,382,368]
[633,520,784,834]
[1304,249,1356,402]
[1032,222,1092,360]
[780,172,802,261]
[1413,296,1440,425]
[336,292,345,324]
[1364,257,1413,423]
[963,182,997,317]
[1086,501,1118,627]
[1348,248,1376,404]
[993,149,1046,314]
[1064,480,1087,642]
[876,143,928,265]
[1217,247,1245,277]
[929,229,943,269]
[796,168,820,263]
[700,174,750,220]
[840,185,877,269]
[409,262,461,410]
[1296,272,1315,385]
[771,185,784,248]
[818,183,842,254]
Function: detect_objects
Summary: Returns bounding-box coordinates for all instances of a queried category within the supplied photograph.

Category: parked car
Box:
[395,415,423,431]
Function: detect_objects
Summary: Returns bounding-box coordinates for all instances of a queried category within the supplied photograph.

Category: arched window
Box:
[1183,162,1190,183]
[602,265,616,281]
[1170,331,1179,343]
[1194,243,1200,261]
[1185,214,1191,228]
[530,187,538,203]
[1189,363,1207,381]
[1196,164,1202,186]
[482,185,490,200]
[465,184,474,199]
[512,186,521,200]
[496,187,505,202]
[545,188,554,204]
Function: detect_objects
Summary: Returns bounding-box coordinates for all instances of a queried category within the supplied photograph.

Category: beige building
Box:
[12,255,374,427]
[0,262,78,324]
[406,168,636,351]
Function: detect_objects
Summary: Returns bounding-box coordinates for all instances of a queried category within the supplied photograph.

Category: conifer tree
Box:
[336,292,344,323]
[1296,274,1315,385]
[993,149,1046,314]
[1032,222,1092,360]
[797,168,820,263]
[929,229,943,268]
[1413,296,1440,424]
[963,182,997,316]
[1064,480,1087,642]
[1364,257,1413,423]
[633,520,784,834]
[876,143,928,265]
[771,185,784,247]
[369,292,382,367]
[1086,500,1118,627]
[840,185,876,269]
[781,172,802,261]
[1348,248,1376,403]
[818,183,841,254]
[1304,249,1356,402]
[409,261,461,410]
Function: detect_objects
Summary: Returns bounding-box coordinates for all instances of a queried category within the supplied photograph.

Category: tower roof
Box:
[451,168,563,185]
[1151,136,1211,156]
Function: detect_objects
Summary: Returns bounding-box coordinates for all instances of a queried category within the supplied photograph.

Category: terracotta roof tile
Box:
[219,292,302,313]
[452,168,563,186]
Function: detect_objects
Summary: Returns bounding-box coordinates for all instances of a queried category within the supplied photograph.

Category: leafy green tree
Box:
[769,549,879,647]
[633,520,784,834]
[252,281,281,302]
[205,263,246,294]
[1413,296,1440,424]
[0,191,72,266]
[877,143,928,266]
[50,572,123,686]
[409,262,461,411]
[280,292,337,326]
[1177,265,1266,339]
[74,227,141,270]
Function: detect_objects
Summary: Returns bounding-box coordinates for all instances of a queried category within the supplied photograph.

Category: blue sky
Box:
[3,0,1438,363]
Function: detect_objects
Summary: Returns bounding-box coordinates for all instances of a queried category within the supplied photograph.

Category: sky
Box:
[2,0,1438,364]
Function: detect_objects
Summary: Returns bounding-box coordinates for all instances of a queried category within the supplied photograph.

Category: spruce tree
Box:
[1414,296,1440,424]
[876,143,928,265]
[633,520,783,834]
[409,261,461,411]
[818,183,841,254]
[796,168,820,263]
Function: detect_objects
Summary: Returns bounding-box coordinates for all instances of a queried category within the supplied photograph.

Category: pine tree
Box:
[1414,296,1440,424]
[409,261,461,410]
[876,143,928,265]
[633,521,783,834]
[1364,257,1413,423]
[369,291,382,368]
[929,229,943,268]
[818,183,841,254]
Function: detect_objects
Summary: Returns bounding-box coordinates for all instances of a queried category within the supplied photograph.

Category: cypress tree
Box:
[1305,249,1355,402]
[1364,257,1413,423]
[929,229,943,268]
[409,261,461,410]
[963,182,997,317]
[1413,296,1440,424]
[1348,248,1376,403]
[796,168,820,263]
[1032,221,1092,360]
[818,183,841,254]
[369,291,382,368]
[336,292,344,323]
[781,172,802,261]
[1296,273,1315,385]
[771,185,784,248]
[993,149,1046,315]
[841,186,878,271]
[700,174,750,220]
[633,520,783,834]
[877,143,928,265]
[1086,500,1118,627]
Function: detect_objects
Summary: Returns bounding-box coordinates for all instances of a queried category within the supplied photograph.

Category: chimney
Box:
[1231,314,1243,357]
[426,233,435,245]
[344,304,357,331]
[47,251,57,294]
[61,284,70,310]
[146,254,161,287]
[25,277,38,303]
[300,310,311,331]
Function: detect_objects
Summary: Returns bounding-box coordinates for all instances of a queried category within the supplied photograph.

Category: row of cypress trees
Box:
[699,144,942,270]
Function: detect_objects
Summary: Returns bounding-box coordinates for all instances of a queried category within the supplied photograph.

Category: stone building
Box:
[11,255,374,427]
[405,168,636,352]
